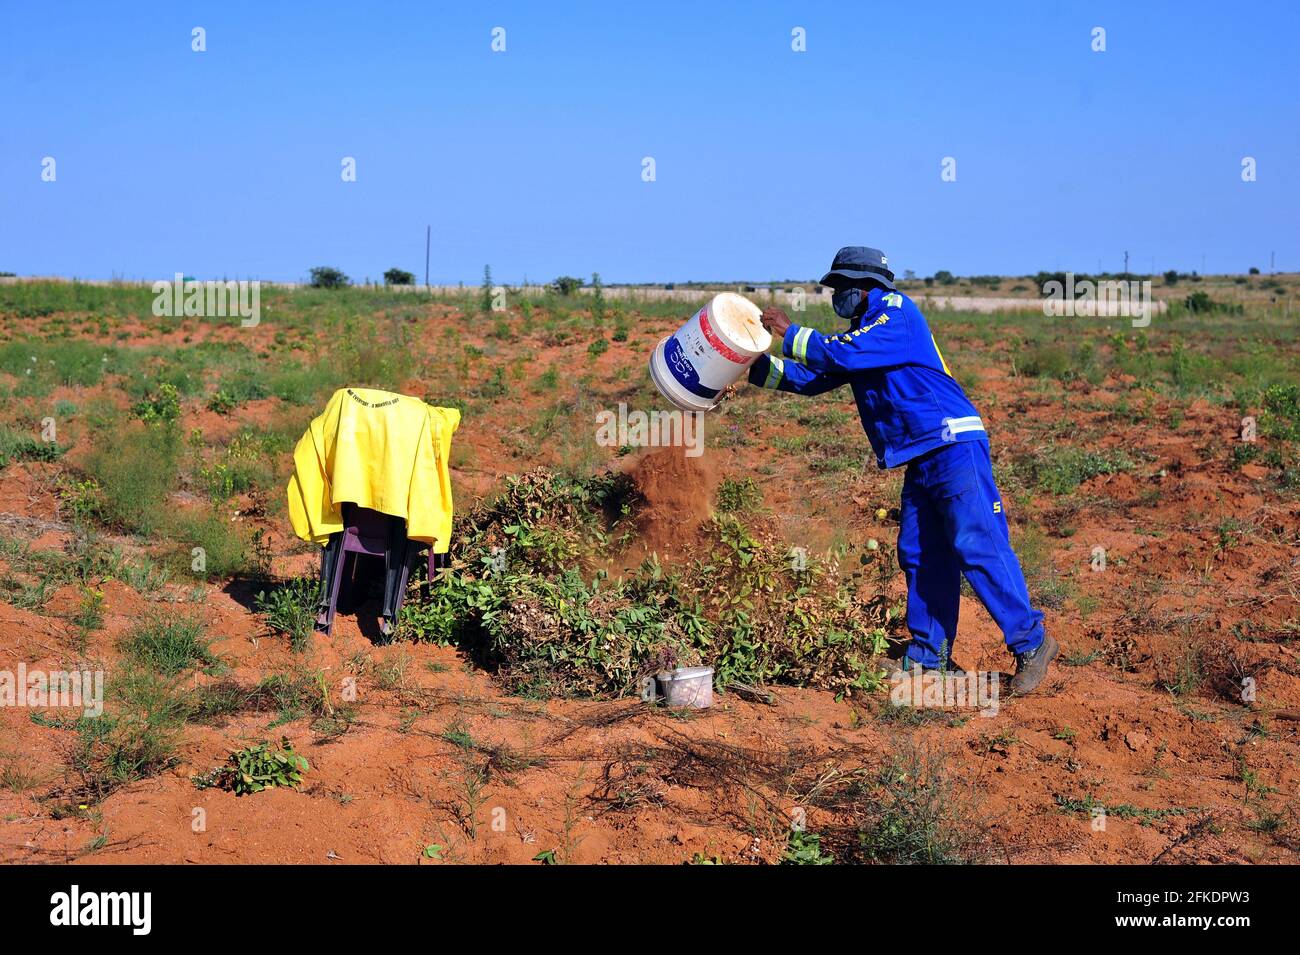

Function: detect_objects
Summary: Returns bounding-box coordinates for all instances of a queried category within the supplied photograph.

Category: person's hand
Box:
[760,306,791,338]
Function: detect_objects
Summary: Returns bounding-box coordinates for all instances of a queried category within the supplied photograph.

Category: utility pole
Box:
[1123,250,1129,276]
[424,225,431,290]
[1270,250,1275,274]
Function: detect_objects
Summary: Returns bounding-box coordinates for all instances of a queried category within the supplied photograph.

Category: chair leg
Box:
[336,551,360,613]
[379,519,410,638]
[384,544,417,638]
[316,533,346,637]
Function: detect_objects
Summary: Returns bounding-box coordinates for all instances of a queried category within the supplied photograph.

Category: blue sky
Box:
[2,1,1297,284]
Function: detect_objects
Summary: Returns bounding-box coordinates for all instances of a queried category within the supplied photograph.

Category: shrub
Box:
[715,476,763,513]
[206,390,238,415]
[131,382,182,423]
[1016,344,1070,379]
[84,423,180,534]
[384,268,415,286]
[68,677,188,803]
[396,469,896,698]
[850,742,987,864]
[481,264,495,314]
[204,737,308,795]
[308,266,350,289]
[550,276,584,296]
[1260,383,1300,441]
[782,830,835,865]
[590,272,607,324]
[169,509,267,579]
[254,577,319,653]
[0,425,64,468]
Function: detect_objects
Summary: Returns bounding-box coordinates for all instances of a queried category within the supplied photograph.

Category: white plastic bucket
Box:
[656,666,714,709]
[649,292,771,413]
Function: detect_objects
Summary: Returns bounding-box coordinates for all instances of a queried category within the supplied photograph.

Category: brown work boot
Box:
[1010,633,1058,695]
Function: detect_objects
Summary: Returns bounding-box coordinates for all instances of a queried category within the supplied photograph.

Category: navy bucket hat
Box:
[819,246,897,291]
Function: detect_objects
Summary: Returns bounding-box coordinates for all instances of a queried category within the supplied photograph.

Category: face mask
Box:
[832,287,865,320]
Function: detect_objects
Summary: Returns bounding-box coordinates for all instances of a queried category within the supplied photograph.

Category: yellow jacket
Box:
[287,387,460,552]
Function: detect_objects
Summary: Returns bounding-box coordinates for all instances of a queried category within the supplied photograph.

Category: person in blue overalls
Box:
[751,246,1058,694]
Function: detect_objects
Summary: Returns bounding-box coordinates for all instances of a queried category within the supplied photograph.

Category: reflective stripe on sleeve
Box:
[791,327,814,362]
[764,356,785,388]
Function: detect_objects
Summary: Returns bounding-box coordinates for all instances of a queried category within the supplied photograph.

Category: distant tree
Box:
[308,266,350,289]
[384,268,415,286]
[933,270,956,285]
[1249,266,1261,275]
[902,269,916,281]
[550,275,584,296]
[481,264,494,314]
[1163,269,1179,286]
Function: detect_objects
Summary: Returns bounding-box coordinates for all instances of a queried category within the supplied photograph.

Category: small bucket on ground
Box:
[649,293,770,413]
[656,665,714,709]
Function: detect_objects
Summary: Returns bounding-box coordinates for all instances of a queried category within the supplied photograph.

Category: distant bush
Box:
[0,425,64,468]
[590,272,607,323]
[1023,447,1134,495]
[1183,291,1242,315]
[131,382,182,423]
[383,268,415,286]
[308,266,350,289]
[932,270,956,285]
[550,276,584,296]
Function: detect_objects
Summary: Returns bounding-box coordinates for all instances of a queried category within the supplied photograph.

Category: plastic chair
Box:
[314,503,447,638]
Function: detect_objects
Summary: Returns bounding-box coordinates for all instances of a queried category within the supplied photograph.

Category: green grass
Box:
[82,422,180,534]
[254,577,319,653]
[118,612,217,676]
[852,743,987,864]
[0,424,64,468]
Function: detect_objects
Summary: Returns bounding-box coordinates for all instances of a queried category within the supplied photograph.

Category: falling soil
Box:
[623,445,719,559]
